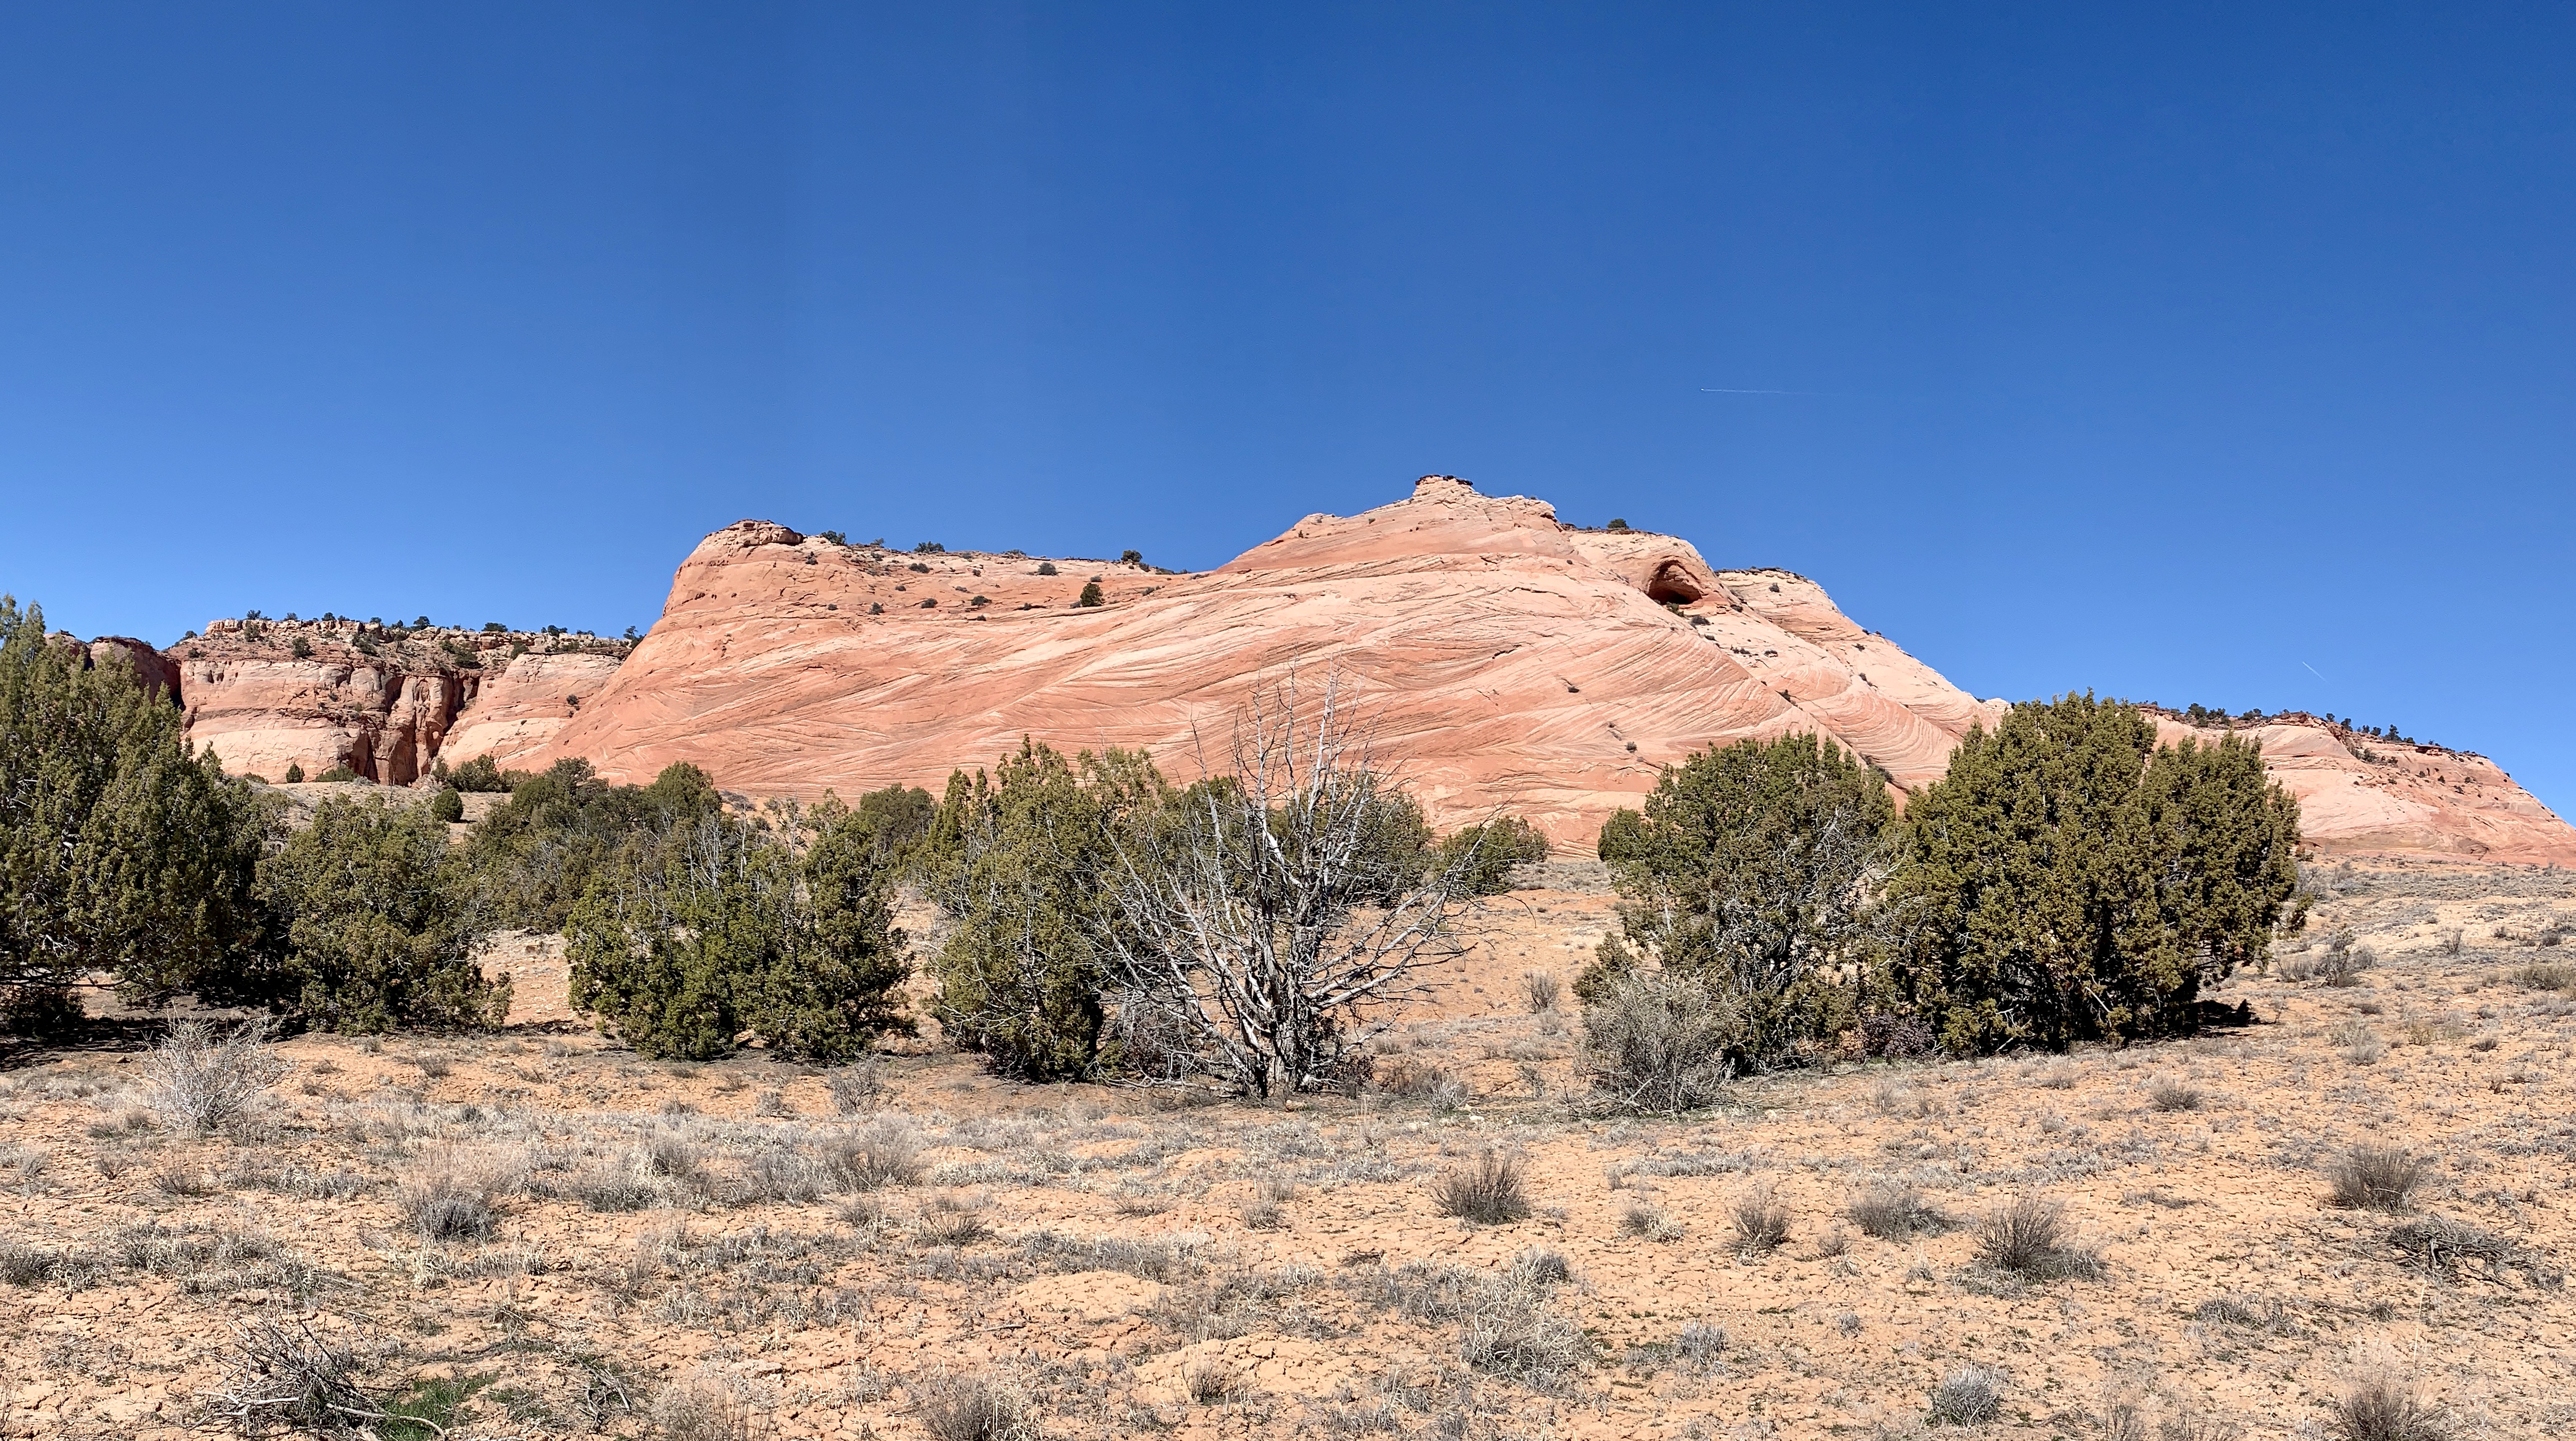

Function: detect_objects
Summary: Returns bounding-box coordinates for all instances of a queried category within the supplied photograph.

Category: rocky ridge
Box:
[121,475,2576,864]
[161,619,629,784]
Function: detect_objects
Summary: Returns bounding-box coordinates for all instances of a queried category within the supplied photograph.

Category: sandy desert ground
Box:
[2,857,2571,1440]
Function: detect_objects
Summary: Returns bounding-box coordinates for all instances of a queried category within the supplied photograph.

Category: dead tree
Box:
[1104,677,1488,1097]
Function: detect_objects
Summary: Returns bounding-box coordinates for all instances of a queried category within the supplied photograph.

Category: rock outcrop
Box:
[526,476,2005,845]
[119,474,2574,864]
[165,620,629,784]
[2146,711,2576,867]
[438,651,628,771]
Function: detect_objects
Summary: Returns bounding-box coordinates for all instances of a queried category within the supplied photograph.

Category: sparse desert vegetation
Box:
[0,851,2565,1437]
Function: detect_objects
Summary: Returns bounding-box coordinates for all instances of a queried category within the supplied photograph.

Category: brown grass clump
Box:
[1926,1366,2002,1426]
[2148,1079,2205,1112]
[917,1372,1034,1441]
[1730,1187,1790,1254]
[1619,1199,1680,1241]
[1432,1152,1530,1225]
[820,1120,925,1191]
[1975,1196,2103,1280]
[2326,1146,2425,1212]
[144,1021,286,1137]
[2330,1372,2445,1441]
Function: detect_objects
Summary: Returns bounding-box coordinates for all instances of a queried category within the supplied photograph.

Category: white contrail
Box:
[2302,661,2328,683]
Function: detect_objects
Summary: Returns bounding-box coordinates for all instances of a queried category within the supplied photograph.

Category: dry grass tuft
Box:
[1849,1182,1949,1240]
[1520,970,1563,1014]
[2330,1373,2445,1441]
[2326,1146,2424,1212]
[1975,1196,2103,1280]
[1927,1366,2002,1426]
[1618,1199,1680,1241]
[820,1120,925,1191]
[918,1372,1035,1441]
[1431,1152,1531,1225]
[1730,1186,1790,1254]
[2148,1079,2205,1112]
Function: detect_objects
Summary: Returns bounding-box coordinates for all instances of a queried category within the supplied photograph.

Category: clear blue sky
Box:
[4,5,2570,813]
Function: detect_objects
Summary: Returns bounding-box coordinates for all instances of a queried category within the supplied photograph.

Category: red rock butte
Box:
[464,473,2567,865]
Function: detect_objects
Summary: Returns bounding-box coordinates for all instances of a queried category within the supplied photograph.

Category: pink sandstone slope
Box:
[527,476,2005,846]
[2146,711,2576,867]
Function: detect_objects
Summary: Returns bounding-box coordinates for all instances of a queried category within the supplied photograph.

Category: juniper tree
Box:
[919,741,1162,1080]
[0,597,270,1024]
[1882,693,2299,1053]
[1584,733,1893,1070]
[254,796,509,1032]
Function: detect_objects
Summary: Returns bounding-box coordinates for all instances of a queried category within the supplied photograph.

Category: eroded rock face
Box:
[520,475,2574,862]
[2147,713,2576,866]
[525,476,2012,846]
[439,651,628,770]
[166,621,628,784]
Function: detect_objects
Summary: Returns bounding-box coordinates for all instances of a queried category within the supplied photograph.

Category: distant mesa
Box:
[119,474,2574,865]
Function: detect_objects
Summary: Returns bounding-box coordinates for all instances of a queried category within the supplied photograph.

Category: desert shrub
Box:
[145,1020,288,1136]
[2149,1079,2205,1112]
[283,763,306,784]
[2508,962,2575,992]
[1849,1181,1948,1240]
[1584,734,1887,1067]
[1882,694,2301,1054]
[1437,815,1552,895]
[0,600,272,1018]
[1730,1187,1790,1254]
[1927,1367,2003,1426]
[568,803,914,1062]
[1075,581,1104,608]
[825,1058,886,1114]
[1577,970,1746,1113]
[1975,1195,2103,1280]
[1458,1273,1585,1387]
[917,1372,1034,1441]
[920,741,1163,1080]
[313,764,359,782]
[1520,969,1562,1014]
[399,1150,517,1243]
[1432,1152,1532,1225]
[1103,684,1491,1097]
[2331,1373,2445,1441]
[2326,1146,2424,1212]
[446,754,509,792]
[463,758,719,931]
[255,796,508,1032]
[428,786,464,824]
[819,1120,925,1191]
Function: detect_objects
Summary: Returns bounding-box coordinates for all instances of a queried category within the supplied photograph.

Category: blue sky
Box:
[4,5,2570,813]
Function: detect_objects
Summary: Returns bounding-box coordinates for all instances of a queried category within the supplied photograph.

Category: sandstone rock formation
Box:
[165,620,628,784]
[2146,710,2576,867]
[438,651,628,771]
[523,476,1998,844]
[131,474,2574,864]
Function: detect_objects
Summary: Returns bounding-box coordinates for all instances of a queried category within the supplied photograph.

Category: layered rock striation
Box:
[529,476,2007,845]
[118,474,2574,864]
[164,620,628,784]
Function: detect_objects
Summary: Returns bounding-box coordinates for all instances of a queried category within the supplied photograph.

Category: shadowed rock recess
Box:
[163,474,2572,862]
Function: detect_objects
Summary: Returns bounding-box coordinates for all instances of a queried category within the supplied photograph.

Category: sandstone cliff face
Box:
[529,476,2006,845]
[438,651,628,770]
[167,621,628,784]
[2147,712,2576,867]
